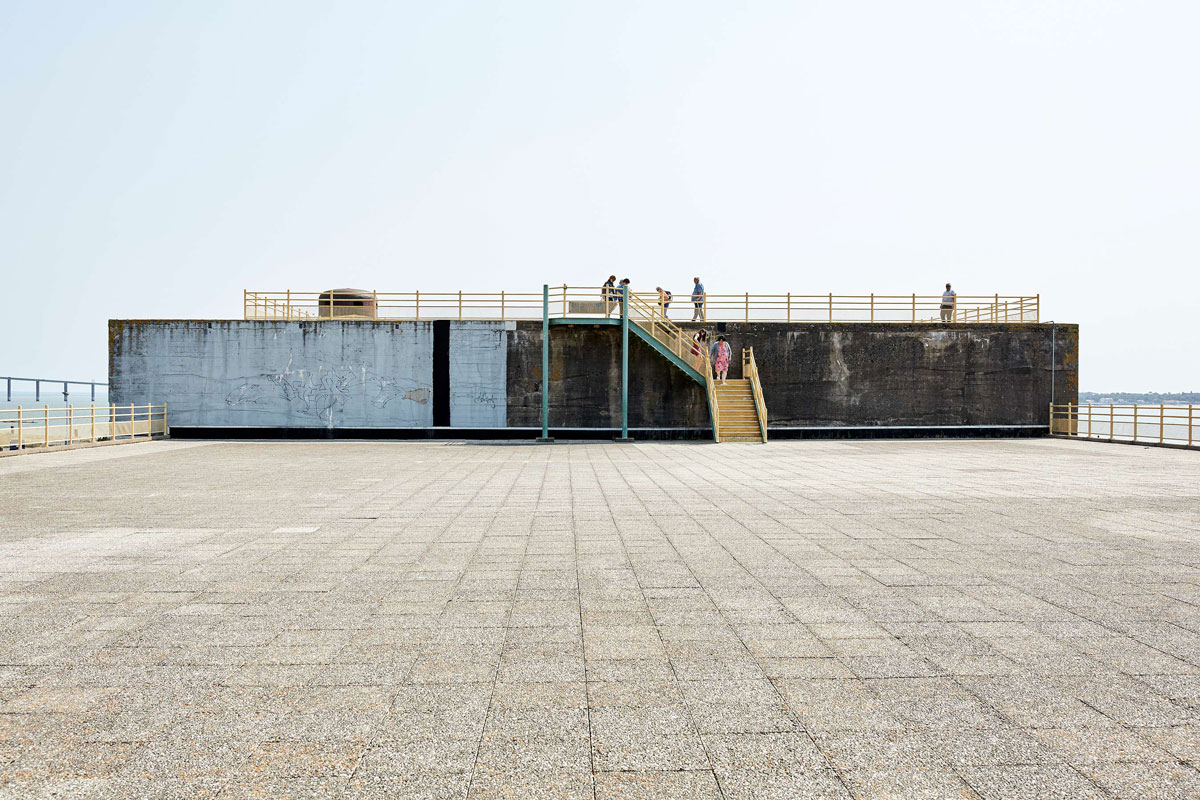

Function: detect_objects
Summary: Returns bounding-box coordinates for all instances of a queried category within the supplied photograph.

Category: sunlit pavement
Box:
[1,438,1198,799]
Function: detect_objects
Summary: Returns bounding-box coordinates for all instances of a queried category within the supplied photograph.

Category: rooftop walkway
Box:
[1,439,1196,798]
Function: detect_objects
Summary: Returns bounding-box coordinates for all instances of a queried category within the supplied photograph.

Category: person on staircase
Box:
[655,287,672,317]
[603,276,617,316]
[710,335,731,384]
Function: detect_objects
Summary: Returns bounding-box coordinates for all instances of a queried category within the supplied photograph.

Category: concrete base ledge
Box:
[168,425,1047,441]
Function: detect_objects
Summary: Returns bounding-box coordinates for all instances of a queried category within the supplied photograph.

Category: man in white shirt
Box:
[940,283,956,323]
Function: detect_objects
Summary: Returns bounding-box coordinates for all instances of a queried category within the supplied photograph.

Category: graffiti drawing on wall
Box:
[223,362,431,427]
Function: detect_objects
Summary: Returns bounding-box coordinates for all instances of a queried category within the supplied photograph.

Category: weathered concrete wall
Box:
[110,321,437,428]
[112,319,1077,432]
[448,322,507,427]
[505,324,708,428]
[505,322,1077,429]
[696,322,1079,427]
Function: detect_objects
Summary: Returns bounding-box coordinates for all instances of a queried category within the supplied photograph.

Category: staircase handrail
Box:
[625,293,709,376]
[625,292,718,440]
[743,347,768,442]
[705,363,720,443]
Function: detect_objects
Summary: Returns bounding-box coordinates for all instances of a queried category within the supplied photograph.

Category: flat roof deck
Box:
[1,439,1197,798]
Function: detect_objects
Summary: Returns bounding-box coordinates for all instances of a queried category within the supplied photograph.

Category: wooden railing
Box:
[1,404,167,452]
[244,288,1040,324]
[743,348,768,442]
[1050,403,1197,449]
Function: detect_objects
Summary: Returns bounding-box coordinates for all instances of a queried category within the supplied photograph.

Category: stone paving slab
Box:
[0,437,1198,798]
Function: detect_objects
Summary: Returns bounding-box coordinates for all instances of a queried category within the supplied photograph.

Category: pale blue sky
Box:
[2,1,1197,390]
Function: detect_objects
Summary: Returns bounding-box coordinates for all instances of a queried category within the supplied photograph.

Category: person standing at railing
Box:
[615,278,631,312]
[655,287,672,317]
[603,275,618,317]
[710,335,731,384]
[940,283,956,323]
[691,277,706,322]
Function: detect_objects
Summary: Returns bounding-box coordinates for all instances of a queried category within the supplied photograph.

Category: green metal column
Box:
[537,284,553,443]
[616,288,632,442]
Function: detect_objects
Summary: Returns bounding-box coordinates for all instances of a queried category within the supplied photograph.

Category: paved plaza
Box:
[1,438,1198,799]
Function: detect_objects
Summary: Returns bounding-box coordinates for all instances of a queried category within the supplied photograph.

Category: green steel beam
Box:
[537,284,553,443]
[548,317,620,327]
[618,291,630,440]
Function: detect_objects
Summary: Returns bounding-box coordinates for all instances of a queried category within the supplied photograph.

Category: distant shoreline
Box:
[1079,392,1198,405]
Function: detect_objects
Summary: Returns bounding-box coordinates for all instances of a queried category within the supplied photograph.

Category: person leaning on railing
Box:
[602,275,617,317]
[615,278,630,310]
[656,287,672,317]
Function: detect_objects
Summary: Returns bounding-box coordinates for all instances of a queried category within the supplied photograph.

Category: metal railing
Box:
[1050,403,1198,449]
[244,288,1040,324]
[4,375,107,403]
[625,292,711,376]
[2,404,167,452]
[743,348,768,442]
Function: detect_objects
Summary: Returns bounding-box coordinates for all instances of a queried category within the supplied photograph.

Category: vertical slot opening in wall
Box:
[433,320,450,426]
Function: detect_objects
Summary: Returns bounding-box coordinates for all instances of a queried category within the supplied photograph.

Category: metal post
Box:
[1160,403,1165,444]
[828,293,833,323]
[786,293,791,324]
[130,404,135,440]
[870,293,874,323]
[1048,403,1053,435]
[67,405,73,446]
[500,290,505,320]
[5,377,9,402]
[912,293,916,323]
[616,288,632,442]
[373,290,378,320]
[458,290,463,321]
[1050,323,1056,411]
[1133,404,1138,443]
[1110,403,1114,441]
[537,285,553,443]
[415,290,420,321]
[1190,405,1194,448]
[91,382,96,402]
[745,292,749,322]
[35,380,40,402]
[90,403,95,442]
[62,382,68,402]
[163,403,168,437]
[44,405,49,448]
[16,406,21,449]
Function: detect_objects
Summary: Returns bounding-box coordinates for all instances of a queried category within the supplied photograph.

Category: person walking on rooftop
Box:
[940,283,957,323]
[691,277,705,322]
[615,278,631,312]
[710,335,731,384]
[603,275,617,317]
[656,287,672,317]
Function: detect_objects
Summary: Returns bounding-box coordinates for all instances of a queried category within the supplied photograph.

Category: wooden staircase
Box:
[714,379,764,442]
[621,294,768,443]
